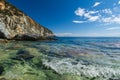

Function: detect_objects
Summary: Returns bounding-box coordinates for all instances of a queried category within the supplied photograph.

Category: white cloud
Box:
[84,12,100,21]
[74,7,120,24]
[88,11,98,14]
[55,33,73,37]
[113,1,120,6]
[84,10,99,18]
[102,17,112,23]
[55,32,120,37]
[84,13,91,18]
[88,16,100,22]
[102,15,120,24]
[101,9,112,14]
[106,27,120,30]
[55,33,84,37]
[75,8,85,16]
[118,1,120,4]
[73,20,86,23]
[93,2,101,7]
[74,8,100,22]
[74,0,120,25]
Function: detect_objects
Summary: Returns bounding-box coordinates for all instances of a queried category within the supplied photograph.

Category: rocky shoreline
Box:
[0,0,54,41]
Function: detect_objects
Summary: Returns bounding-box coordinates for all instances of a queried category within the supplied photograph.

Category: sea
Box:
[38,37,120,79]
[5,37,120,79]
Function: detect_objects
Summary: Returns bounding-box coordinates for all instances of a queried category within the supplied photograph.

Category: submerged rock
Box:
[0,39,9,43]
[13,50,34,60]
[0,0,54,40]
[0,66,4,75]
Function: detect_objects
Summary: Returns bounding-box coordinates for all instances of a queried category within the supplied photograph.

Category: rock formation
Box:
[0,0,54,40]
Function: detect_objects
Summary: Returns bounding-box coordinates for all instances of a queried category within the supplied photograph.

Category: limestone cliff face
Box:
[0,0,54,40]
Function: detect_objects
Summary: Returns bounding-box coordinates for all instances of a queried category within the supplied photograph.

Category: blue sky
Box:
[8,0,120,37]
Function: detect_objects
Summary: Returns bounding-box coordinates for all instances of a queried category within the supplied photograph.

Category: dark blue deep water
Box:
[44,37,120,56]
[37,37,120,61]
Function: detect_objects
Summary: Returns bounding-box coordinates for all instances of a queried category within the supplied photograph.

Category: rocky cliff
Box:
[0,0,54,40]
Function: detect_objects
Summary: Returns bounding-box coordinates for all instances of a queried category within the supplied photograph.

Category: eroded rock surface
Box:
[0,0,54,40]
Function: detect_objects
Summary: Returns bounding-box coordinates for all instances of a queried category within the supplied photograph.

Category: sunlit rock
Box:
[0,0,54,40]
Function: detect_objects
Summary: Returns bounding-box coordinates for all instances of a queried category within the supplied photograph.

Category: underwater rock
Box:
[0,39,9,43]
[0,66,4,75]
[0,0,54,40]
[13,50,34,60]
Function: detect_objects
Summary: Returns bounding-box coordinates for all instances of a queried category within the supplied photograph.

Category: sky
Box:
[7,0,120,37]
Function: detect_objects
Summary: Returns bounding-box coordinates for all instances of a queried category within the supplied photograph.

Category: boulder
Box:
[13,50,34,60]
[0,66,4,75]
[0,39,9,43]
[0,0,54,40]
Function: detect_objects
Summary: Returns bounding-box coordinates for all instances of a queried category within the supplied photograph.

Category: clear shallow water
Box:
[33,37,120,79]
[13,37,120,79]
